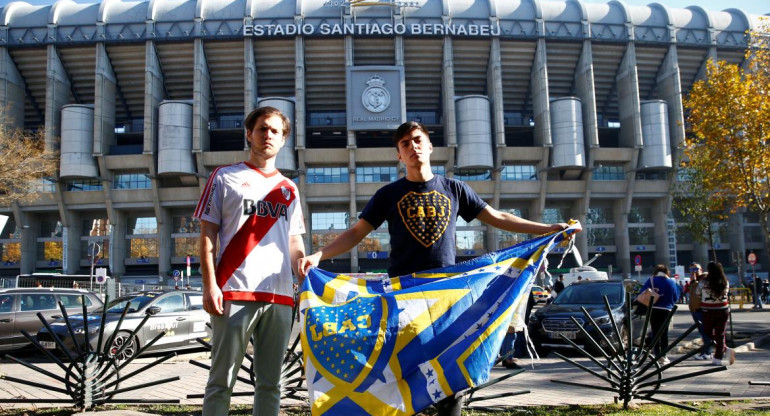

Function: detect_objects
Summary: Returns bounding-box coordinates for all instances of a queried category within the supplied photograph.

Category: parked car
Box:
[37,290,210,359]
[528,280,642,356]
[0,288,103,352]
[530,285,550,304]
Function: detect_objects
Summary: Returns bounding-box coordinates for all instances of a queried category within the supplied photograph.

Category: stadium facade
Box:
[0,0,765,285]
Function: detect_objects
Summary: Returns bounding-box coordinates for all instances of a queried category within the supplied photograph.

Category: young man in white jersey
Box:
[195,106,306,415]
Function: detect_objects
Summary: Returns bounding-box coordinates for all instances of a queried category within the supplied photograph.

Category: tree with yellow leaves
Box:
[681,25,770,261]
[0,116,58,208]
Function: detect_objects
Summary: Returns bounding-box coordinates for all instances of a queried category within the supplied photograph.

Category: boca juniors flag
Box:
[299,223,579,415]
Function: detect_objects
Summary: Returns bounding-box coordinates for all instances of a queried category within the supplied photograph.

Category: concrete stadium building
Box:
[0,0,766,285]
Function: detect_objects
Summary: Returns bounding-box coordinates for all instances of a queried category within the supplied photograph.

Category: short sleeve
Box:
[359,187,388,229]
[194,170,223,225]
[455,180,487,222]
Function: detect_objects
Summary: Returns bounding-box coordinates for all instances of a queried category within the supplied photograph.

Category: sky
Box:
[0,0,767,16]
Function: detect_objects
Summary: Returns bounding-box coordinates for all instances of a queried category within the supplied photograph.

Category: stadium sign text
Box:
[243,22,501,37]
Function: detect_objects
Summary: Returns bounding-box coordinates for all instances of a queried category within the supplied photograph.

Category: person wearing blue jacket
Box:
[639,264,681,364]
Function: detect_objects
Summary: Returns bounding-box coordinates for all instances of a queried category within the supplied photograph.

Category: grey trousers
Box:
[202,301,292,416]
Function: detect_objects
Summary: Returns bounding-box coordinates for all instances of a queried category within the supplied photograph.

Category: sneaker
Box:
[694,352,710,360]
[726,347,736,365]
[712,357,723,366]
[658,356,671,365]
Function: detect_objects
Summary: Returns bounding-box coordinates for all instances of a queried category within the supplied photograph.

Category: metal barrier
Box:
[730,287,752,310]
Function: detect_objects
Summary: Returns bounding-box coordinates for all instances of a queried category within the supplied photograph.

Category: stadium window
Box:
[501,165,537,181]
[306,167,349,184]
[593,164,624,181]
[455,169,491,181]
[65,178,103,191]
[113,172,151,189]
[356,166,397,183]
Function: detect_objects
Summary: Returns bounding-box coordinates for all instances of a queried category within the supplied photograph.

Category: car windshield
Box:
[553,283,622,305]
[100,293,158,313]
[532,286,544,292]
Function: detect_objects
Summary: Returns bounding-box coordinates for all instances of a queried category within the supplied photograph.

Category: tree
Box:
[0,116,58,207]
[681,25,770,262]
[671,167,729,262]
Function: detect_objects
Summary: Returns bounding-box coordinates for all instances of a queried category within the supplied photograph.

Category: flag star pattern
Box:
[300,222,580,415]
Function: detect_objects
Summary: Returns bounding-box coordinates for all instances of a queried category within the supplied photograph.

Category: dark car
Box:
[0,288,103,352]
[528,280,642,356]
[37,290,210,359]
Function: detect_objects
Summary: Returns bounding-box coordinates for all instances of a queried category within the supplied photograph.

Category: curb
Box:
[735,333,770,353]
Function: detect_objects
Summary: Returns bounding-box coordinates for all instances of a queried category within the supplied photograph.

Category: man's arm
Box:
[297,219,375,278]
[476,206,571,235]
[289,234,306,286]
[199,220,223,316]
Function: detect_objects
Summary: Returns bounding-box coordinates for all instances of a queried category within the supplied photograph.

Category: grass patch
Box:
[0,401,768,416]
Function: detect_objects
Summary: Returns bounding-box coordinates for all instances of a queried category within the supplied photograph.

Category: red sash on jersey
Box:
[215,179,296,305]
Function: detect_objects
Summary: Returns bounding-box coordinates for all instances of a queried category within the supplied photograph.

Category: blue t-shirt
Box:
[359,175,487,277]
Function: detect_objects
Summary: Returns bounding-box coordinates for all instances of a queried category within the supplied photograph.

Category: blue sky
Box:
[1,0,767,16]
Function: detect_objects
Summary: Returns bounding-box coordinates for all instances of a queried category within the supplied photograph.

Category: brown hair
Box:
[392,121,429,147]
[652,264,670,276]
[244,106,291,138]
[705,261,728,296]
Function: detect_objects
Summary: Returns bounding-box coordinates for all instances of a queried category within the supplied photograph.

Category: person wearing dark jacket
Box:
[639,264,681,365]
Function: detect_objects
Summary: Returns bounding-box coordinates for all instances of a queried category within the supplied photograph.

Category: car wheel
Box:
[110,331,138,361]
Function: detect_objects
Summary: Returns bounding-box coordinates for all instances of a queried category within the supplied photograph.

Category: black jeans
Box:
[650,308,671,357]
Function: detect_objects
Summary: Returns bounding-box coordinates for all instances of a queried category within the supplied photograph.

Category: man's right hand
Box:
[203,284,224,316]
[298,252,322,279]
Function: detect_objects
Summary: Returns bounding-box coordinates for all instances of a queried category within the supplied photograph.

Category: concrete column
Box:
[294,34,310,252]
[614,199,631,277]
[487,37,505,252]
[0,47,26,131]
[244,33,258,116]
[442,35,457,150]
[110,210,127,277]
[616,44,643,148]
[63,213,82,274]
[657,45,685,153]
[157,207,171,277]
[574,40,598,257]
[344,33,359,273]
[45,45,70,152]
[531,38,551,146]
[193,38,210,155]
[295,33,306,150]
[94,42,116,157]
[13,204,36,275]
[144,41,165,156]
[653,199,670,266]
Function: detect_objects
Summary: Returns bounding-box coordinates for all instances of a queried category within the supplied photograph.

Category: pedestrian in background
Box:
[687,263,711,360]
[638,264,680,365]
[701,261,735,366]
[753,274,764,309]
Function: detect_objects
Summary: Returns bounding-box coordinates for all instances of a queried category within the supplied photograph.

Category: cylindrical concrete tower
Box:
[455,95,493,170]
[258,97,296,172]
[158,100,195,175]
[60,104,98,178]
[550,97,585,168]
[639,100,672,170]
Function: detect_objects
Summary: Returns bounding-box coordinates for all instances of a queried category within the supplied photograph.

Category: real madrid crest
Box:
[362,75,390,113]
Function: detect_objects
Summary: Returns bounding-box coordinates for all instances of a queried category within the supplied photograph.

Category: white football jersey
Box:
[194,161,305,306]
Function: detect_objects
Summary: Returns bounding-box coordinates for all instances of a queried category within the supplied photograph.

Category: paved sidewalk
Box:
[1,306,769,413]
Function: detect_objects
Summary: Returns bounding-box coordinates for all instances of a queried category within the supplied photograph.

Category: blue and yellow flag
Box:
[299,223,579,415]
